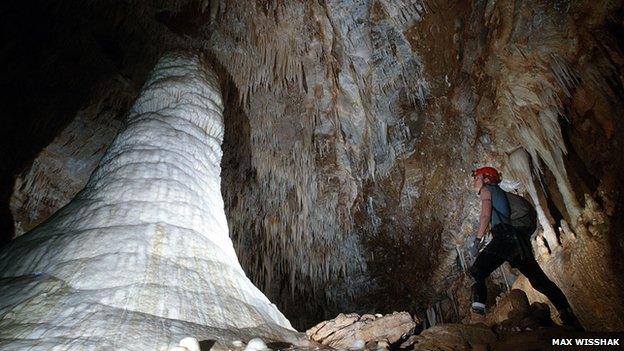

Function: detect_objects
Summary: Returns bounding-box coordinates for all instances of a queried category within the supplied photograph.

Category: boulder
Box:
[306,312,419,349]
[485,290,555,332]
[486,289,531,325]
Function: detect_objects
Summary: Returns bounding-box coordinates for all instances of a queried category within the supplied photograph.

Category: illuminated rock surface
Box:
[306,312,419,349]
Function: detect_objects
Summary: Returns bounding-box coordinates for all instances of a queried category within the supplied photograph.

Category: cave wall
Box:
[10,100,123,237]
[4,0,485,328]
[215,0,489,328]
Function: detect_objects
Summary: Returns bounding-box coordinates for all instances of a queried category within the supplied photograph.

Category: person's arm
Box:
[477,186,492,239]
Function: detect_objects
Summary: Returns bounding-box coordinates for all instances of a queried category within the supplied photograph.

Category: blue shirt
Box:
[485,184,511,226]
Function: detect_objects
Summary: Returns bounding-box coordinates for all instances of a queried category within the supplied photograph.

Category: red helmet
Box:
[473,166,501,184]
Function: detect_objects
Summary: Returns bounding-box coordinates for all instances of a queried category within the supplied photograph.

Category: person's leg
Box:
[469,250,505,314]
[515,256,583,329]
[515,256,569,310]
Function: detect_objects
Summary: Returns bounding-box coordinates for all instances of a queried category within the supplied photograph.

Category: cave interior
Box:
[1,0,624,350]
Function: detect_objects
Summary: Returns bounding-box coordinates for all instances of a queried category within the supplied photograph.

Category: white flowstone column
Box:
[0,52,294,350]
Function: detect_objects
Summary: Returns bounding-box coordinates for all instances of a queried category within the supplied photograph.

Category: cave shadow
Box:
[0,1,110,245]
[266,341,292,350]
[198,339,216,350]
[0,181,15,246]
[0,1,164,247]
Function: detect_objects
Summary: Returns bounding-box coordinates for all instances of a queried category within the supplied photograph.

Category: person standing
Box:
[468,166,581,329]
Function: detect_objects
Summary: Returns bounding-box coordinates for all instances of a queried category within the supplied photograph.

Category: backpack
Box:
[493,191,538,237]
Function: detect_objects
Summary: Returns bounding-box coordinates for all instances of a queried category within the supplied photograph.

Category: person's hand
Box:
[474,236,485,251]
[467,234,485,257]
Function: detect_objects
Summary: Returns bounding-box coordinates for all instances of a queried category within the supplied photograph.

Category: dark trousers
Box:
[469,243,571,312]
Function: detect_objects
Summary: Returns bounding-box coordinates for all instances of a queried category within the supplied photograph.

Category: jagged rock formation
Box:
[407,324,497,350]
[0,52,296,349]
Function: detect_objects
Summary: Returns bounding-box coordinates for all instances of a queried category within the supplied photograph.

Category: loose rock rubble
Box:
[244,338,269,351]
[303,290,573,351]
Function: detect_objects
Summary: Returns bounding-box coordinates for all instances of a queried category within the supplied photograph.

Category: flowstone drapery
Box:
[0,52,295,350]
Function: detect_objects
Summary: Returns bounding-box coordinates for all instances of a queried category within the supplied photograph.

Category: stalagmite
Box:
[0,52,294,350]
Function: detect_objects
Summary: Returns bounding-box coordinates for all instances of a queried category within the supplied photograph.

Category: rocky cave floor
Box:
[174,289,608,351]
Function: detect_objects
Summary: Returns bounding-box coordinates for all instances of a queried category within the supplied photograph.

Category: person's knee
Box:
[469,264,486,281]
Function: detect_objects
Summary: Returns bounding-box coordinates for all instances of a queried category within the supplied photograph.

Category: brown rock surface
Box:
[406,324,595,351]
[306,312,419,349]
[486,289,531,325]
[482,290,555,333]
[409,324,496,351]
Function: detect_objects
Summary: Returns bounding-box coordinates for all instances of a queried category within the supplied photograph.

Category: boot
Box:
[471,302,486,315]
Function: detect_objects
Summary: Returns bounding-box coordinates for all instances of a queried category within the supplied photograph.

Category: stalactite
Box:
[507,148,559,250]
[208,1,308,107]
[214,0,434,316]
[499,49,582,222]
